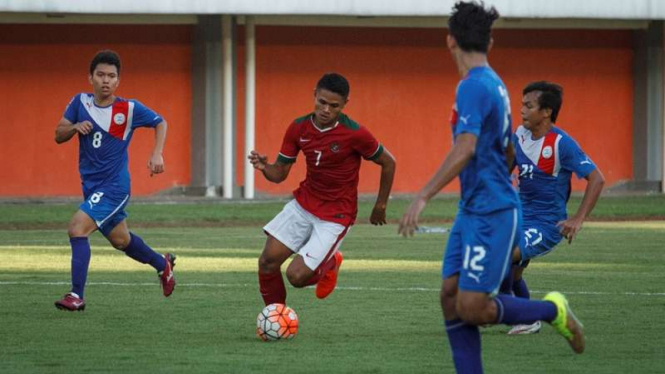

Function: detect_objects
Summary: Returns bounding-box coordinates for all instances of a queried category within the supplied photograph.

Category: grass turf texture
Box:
[0,196,664,373]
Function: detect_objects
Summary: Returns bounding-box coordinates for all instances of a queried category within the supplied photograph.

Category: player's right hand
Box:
[74,121,93,135]
[248,150,268,171]
[398,196,427,237]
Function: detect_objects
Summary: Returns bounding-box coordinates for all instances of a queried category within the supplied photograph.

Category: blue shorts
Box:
[442,208,520,295]
[79,185,130,237]
[518,222,562,265]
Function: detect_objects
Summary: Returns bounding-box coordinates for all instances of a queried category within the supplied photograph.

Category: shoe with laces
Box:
[507,321,542,335]
[316,252,343,299]
[160,253,177,297]
[55,292,86,311]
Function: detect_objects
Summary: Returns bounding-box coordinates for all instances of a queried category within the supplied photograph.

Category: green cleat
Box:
[543,291,585,354]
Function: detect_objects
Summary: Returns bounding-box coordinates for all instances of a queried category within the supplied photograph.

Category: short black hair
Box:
[448,1,499,53]
[523,81,564,123]
[89,50,121,76]
[316,73,350,99]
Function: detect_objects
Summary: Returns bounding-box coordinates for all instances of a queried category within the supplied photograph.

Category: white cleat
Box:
[507,321,542,335]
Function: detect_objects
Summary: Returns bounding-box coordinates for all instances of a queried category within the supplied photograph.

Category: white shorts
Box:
[263,200,350,271]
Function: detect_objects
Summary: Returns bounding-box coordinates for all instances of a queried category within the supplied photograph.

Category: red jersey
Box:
[276,113,384,226]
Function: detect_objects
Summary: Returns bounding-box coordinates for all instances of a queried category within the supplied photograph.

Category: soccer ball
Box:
[256,303,299,341]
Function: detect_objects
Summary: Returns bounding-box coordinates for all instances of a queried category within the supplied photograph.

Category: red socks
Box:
[258,255,339,304]
[258,271,287,305]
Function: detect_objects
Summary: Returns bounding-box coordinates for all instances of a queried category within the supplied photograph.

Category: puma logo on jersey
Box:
[459,115,470,125]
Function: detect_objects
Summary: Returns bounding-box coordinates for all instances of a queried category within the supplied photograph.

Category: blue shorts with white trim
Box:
[518,221,562,265]
[79,185,130,237]
[442,207,521,295]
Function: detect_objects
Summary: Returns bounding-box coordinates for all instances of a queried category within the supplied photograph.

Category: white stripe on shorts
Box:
[95,194,130,228]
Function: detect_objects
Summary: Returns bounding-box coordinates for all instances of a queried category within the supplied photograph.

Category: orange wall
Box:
[243,27,633,196]
[0,24,192,196]
[0,25,632,197]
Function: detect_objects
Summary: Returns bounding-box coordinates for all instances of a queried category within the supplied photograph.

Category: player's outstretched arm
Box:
[398,133,477,237]
[148,121,167,177]
[369,148,396,225]
[248,150,292,183]
[557,168,605,244]
[54,117,93,144]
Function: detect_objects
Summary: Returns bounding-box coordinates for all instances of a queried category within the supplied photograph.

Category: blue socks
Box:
[494,294,557,325]
[70,237,91,299]
[512,277,530,299]
[445,319,483,374]
[124,233,166,272]
[68,233,165,299]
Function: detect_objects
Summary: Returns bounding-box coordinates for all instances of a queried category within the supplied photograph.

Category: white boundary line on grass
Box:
[1,281,664,297]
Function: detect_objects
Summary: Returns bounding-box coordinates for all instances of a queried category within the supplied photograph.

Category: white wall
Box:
[0,0,664,20]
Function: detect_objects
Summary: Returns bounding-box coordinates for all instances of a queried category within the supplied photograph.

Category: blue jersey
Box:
[63,93,163,194]
[451,66,518,214]
[513,125,596,226]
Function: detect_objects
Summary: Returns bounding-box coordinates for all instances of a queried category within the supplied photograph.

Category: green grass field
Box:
[1,196,664,373]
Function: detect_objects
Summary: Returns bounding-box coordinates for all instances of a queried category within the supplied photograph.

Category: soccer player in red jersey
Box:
[249,73,396,304]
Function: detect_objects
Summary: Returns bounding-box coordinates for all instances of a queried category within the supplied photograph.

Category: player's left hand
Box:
[556,216,584,244]
[148,153,165,177]
[398,196,427,237]
[370,204,387,226]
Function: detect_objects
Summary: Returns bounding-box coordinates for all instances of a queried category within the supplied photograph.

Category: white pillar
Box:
[244,16,256,199]
[222,14,234,199]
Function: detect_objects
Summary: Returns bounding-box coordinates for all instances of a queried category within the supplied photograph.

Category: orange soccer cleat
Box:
[315,251,343,299]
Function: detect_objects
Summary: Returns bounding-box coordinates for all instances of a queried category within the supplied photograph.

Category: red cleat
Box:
[316,251,343,299]
[55,292,86,311]
[160,253,177,297]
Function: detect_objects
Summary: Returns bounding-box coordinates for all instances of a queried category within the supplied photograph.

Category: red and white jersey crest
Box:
[515,125,562,176]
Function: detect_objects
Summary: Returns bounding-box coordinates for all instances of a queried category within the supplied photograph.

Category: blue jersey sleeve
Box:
[131,100,163,129]
[454,79,489,137]
[559,136,596,179]
[63,94,82,123]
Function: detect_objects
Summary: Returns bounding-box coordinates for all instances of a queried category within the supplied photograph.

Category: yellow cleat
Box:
[543,291,585,354]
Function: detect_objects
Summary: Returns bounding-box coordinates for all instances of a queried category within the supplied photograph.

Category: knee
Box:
[67,225,88,238]
[441,284,457,307]
[285,269,309,288]
[456,297,497,325]
[440,281,458,317]
[455,300,478,324]
[258,254,280,274]
[442,281,457,300]
[456,298,482,324]
[67,223,89,239]
[110,235,130,250]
